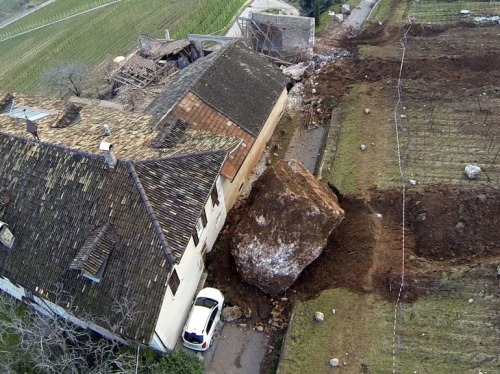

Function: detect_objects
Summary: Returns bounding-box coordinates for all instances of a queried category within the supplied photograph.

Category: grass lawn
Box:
[409,0,500,24]
[321,83,400,194]
[279,289,394,374]
[0,0,245,93]
[280,282,500,373]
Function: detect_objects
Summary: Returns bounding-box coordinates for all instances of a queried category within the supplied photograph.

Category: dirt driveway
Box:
[203,324,270,374]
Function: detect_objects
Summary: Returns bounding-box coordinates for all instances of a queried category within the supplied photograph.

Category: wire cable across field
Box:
[391,23,412,374]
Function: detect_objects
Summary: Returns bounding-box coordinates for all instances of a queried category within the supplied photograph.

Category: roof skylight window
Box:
[3,102,56,121]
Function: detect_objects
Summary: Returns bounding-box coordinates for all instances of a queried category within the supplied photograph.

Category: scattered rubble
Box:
[281,62,314,81]
[360,144,367,151]
[231,160,344,295]
[222,305,243,322]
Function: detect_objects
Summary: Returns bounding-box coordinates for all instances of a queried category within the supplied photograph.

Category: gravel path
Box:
[284,124,325,174]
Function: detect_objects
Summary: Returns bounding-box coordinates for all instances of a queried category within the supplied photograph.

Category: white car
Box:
[182,287,224,351]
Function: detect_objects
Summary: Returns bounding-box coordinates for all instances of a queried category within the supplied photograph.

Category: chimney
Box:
[0,222,15,249]
[103,124,111,136]
[164,29,170,41]
[99,141,116,169]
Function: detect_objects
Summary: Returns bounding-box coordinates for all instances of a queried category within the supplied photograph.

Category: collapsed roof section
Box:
[110,35,203,88]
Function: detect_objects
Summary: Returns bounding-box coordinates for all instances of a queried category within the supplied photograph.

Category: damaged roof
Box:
[146,41,287,136]
[0,133,226,343]
[146,49,222,127]
[0,92,240,160]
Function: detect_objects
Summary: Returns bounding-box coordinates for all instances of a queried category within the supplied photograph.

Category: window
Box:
[168,269,180,296]
[193,232,199,247]
[196,209,207,236]
[3,103,56,121]
[211,188,219,206]
[206,307,219,333]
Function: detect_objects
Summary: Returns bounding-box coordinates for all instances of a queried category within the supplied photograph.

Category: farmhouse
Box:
[146,40,288,209]
[0,92,241,351]
[0,38,286,351]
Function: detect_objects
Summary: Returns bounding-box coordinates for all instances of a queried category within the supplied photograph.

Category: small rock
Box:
[256,325,264,332]
[455,222,465,231]
[341,3,351,14]
[273,153,279,157]
[332,309,336,315]
[476,194,487,203]
[330,358,340,367]
[464,164,481,179]
[371,142,375,146]
[360,144,367,151]
[364,108,371,115]
[409,179,418,186]
[468,298,474,304]
[417,213,427,222]
[400,114,407,119]
[315,311,325,322]
[375,213,383,218]
[222,306,243,322]
[312,88,317,94]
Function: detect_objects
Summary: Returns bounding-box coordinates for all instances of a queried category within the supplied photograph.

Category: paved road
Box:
[344,0,379,30]
[226,0,299,37]
[203,324,270,374]
[0,0,56,30]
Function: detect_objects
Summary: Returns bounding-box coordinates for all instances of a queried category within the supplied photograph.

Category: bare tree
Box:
[42,62,91,98]
[0,288,139,374]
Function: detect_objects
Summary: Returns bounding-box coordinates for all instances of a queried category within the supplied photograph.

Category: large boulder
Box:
[231,160,344,296]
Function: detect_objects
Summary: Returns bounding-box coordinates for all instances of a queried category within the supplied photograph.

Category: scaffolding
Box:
[238,12,315,63]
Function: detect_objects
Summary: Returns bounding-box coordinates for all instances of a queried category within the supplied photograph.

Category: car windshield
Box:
[194,297,218,309]
[183,331,203,344]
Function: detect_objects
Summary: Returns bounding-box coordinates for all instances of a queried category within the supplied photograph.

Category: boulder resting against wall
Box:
[231,160,344,296]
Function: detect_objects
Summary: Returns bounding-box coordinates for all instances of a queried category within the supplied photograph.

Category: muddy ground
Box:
[206,21,500,373]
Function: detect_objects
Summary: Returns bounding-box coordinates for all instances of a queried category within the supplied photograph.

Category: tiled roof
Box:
[192,41,287,136]
[0,92,240,160]
[0,133,226,343]
[146,49,223,126]
[134,150,227,259]
[146,41,287,136]
[174,93,253,180]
